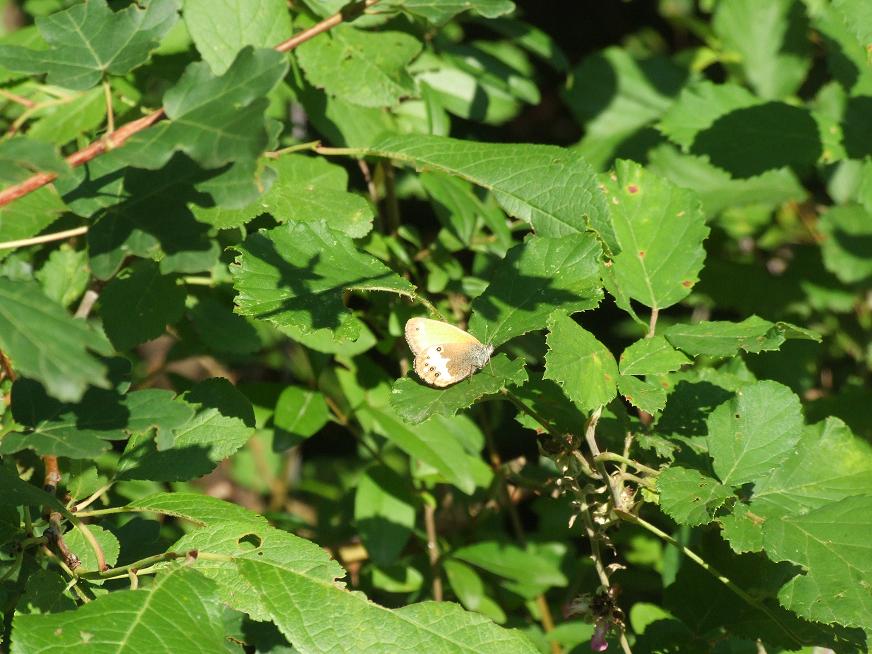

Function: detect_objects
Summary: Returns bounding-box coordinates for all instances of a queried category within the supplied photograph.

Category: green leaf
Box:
[658,81,759,151]
[467,234,602,347]
[0,137,68,182]
[706,381,803,487]
[258,154,374,238]
[510,373,586,435]
[617,375,667,416]
[0,462,66,513]
[10,568,227,653]
[452,541,568,589]
[818,205,872,283]
[187,296,262,355]
[27,87,106,146]
[0,279,110,403]
[601,160,708,310]
[763,495,872,629]
[296,24,421,107]
[0,0,179,90]
[364,134,614,251]
[444,560,507,624]
[231,221,416,340]
[386,0,515,24]
[123,47,288,169]
[484,18,568,72]
[127,491,266,527]
[15,570,76,616]
[2,380,194,458]
[720,417,872,553]
[35,245,89,308]
[361,407,483,494]
[0,188,68,262]
[118,378,255,481]
[239,556,539,653]
[273,386,329,438]
[168,519,344,621]
[354,465,416,566]
[185,0,292,74]
[562,48,687,169]
[619,336,692,376]
[833,0,872,62]
[544,312,617,412]
[664,316,821,357]
[65,523,120,571]
[389,354,527,424]
[713,0,811,99]
[657,466,734,526]
[100,260,186,351]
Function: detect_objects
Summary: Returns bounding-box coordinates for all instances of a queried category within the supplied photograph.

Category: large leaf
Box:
[117,378,255,481]
[10,568,227,653]
[185,0,292,74]
[665,316,820,357]
[363,134,614,251]
[833,0,872,62]
[123,47,288,170]
[657,466,734,527]
[713,0,811,99]
[544,312,618,412]
[297,24,421,107]
[361,407,483,494]
[706,381,803,487]
[763,495,872,630]
[467,234,602,346]
[239,557,539,653]
[100,260,186,351]
[256,154,374,238]
[127,491,267,527]
[720,417,872,553]
[231,221,415,340]
[0,279,111,403]
[0,0,179,90]
[390,354,527,424]
[1,380,192,459]
[601,159,708,310]
[385,0,515,23]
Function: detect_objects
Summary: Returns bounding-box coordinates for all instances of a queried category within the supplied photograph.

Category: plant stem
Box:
[584,408,623,509]
[616,510,802,647]
[0,225,88,251]
[382,161,400,235]
[647,307,659,338]
[265,139,322,158]
[423,501,443,601]
[594,452,658,476]
[73,483,114,513]
[102,79,114,134]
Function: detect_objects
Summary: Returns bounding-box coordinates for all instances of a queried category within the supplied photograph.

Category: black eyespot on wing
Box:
[429,366,435,371]
[436,346,442,352]
[435,372,440,377]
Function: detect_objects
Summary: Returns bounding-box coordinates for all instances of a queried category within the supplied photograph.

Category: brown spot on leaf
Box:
[638,250,646,258]
[627,184,639,194]
[682,280,693,287]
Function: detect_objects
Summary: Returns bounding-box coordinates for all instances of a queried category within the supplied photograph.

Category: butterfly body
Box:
[405,317,493,387]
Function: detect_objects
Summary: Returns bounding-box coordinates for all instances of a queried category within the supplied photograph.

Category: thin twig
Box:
[0,88,35,108]
[102,79,115,134]
[0,348,16,382]
[43,456,61,494]
[423,501,443,601]
[74,288,100,319]
[0,226,88,251]
[0,1,381,208]
[73,483,113,513]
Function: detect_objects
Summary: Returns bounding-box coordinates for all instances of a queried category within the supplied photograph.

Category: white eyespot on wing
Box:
[414,345,457,387]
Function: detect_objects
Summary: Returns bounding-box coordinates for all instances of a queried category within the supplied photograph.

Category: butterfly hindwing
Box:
[414,343,478,387]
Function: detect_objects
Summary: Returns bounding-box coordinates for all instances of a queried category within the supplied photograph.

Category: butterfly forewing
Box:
[405,317,492,387]
[404,317,482,355]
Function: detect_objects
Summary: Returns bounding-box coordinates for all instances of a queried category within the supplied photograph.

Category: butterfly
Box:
[404,317,494,387]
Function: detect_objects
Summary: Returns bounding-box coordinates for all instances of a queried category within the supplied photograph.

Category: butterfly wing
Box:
[404,317,482,355]
[414,343,478,387]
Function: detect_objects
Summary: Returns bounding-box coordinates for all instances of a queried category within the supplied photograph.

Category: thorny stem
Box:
[616,510,802,647]
[584,408,624,510]
[0,1,382,208]
[423,501,443,601]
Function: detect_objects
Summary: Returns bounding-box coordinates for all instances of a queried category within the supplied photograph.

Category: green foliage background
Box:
[0,0,871,652]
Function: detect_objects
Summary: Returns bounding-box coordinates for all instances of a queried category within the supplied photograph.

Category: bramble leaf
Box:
[100,260,186,351]
[617,375,667,416]
[763,495,872,630]
[657,466,734,526]
[619,336,691,376]
[818,205,872,283]
[123,47,288,169]
[297,24,421,107]
[231,221,415,340]
[665,316,820,357]
[364,134,614,251]
[185,0,292,74]
[0,0,179,90]
[706,381,803,487]
[544,312,618,412]
[601,159,708,310]
[0,279,110,402]
[273,386,329,439]
[10,568,227,653]
[385,0,515,24]
[658,82,758,151]
[390,354,527,425]
[468,234,603,347]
